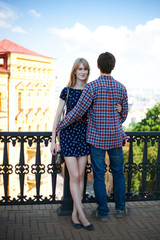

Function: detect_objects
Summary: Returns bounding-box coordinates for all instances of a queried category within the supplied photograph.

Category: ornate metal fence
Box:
[0,131,160,215]
[124,132,160,201]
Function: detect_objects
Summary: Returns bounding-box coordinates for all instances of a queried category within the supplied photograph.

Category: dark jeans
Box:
[90,145,126,216]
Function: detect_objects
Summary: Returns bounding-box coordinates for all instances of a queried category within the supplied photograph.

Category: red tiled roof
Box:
[0,39,51,59]
[0,66,10,73]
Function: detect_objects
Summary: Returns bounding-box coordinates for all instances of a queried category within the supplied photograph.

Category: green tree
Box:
[123,103,160,194]
[133,103,160,131]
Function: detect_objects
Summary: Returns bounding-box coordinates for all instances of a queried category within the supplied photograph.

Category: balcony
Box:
[0,131,160,239]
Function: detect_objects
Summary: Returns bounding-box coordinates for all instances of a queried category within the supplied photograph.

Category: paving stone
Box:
[0,201,160,240]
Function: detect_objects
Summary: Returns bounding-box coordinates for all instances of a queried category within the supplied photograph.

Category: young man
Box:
[56,52,131,221]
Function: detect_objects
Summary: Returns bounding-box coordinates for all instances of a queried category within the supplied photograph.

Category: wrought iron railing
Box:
[0,131,160,215]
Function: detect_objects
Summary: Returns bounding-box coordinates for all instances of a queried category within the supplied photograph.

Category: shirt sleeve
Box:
[56,84,93,132]
[59,87,67,101]
[120,87,128,123]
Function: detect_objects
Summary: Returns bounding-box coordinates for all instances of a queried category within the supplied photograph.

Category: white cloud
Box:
[0,2,27,34]
[0,1,17,20]
[0,19,11,28]
[48,19,160,89]
[48,23,91,45]
[48,23,131,54]
[11,26,27,34]
[28,9,41,18]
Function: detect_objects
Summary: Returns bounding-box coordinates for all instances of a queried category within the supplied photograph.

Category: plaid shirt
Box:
[56,76,128,150]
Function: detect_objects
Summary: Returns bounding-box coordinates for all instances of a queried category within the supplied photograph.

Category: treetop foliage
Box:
[133,103,160,131]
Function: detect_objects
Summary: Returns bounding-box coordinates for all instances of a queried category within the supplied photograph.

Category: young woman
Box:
[50,58,121,230]
[50,58,94,230]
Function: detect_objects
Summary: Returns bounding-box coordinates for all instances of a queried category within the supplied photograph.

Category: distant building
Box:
[0,39,57,198]
[0,39,56,131]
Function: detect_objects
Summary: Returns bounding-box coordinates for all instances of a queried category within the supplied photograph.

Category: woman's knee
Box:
[70,172,80,183]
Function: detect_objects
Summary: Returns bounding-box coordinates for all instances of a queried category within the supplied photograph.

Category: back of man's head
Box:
[97,52,116,74]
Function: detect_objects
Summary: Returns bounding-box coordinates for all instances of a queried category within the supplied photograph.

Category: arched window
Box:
[36,92,41,108]
[27,92,32,109]
[18,92,22,110]
[44,92,49,107]
[0,92,2,111]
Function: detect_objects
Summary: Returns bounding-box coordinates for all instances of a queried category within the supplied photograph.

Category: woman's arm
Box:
[50,98,65,155]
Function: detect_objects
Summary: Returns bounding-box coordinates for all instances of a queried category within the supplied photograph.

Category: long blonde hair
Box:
[67,58,90,87]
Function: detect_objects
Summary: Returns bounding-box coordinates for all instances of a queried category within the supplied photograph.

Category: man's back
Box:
[84,75,128,150]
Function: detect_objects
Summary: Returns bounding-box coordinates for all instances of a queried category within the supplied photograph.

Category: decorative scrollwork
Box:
[0,164,13,174]
[149,136,157,146]
[135,136,144,146]
[49,194,56,202]
[138,162,152,173]
[17,136,27,144]
[1,196,11,202]
[0,136,11,144]
[47,164,61,174]
[31,164,45,174]
[27,137,35,147]
[127,136,136,144]
[109,166,112,173]
[11,137,18,147]
[33,195,43,202]
[85,163,92,173]
[124,163,137,173]
[15,164,29,174]
[34,136,43,144]
[42,136,51,147]
[153,162,160,172]
[17,195,28,202]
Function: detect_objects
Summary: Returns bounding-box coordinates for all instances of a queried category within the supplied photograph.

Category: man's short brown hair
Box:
[97,52,116,74]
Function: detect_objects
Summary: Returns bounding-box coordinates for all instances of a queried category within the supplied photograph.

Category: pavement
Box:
[0,201,160,240]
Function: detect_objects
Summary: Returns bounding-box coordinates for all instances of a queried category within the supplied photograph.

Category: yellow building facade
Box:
[0,39,57,199]
[0,39,56,132]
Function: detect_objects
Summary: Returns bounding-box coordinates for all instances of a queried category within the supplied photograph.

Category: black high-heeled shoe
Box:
[71,220,82,229]
[82,223,94,231]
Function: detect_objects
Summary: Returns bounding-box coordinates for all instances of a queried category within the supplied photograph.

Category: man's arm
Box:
[56,84,93,132]
[120,87,128,123]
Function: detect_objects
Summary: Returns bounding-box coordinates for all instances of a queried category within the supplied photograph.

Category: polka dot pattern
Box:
[59,87,90,157]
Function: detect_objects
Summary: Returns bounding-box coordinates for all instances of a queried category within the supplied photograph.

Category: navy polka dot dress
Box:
[59,87,90,157]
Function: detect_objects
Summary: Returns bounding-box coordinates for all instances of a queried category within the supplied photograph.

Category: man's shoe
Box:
[92,210,109,222]
[116,207,131,218]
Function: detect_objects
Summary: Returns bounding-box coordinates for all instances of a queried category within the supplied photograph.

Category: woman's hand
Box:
[50,140,57,155]
[116,104,122,113]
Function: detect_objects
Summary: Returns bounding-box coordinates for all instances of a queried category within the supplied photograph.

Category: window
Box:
[37,125,40,131]
[44,92,49,107]
[36,92,41,108]
[0,58,4,67]
[0,55,7,69]
[18,92,22,110]
[27,92,32,109]
[0,92,2,111]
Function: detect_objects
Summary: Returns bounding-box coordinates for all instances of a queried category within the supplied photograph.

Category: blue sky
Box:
[0,0,160,90]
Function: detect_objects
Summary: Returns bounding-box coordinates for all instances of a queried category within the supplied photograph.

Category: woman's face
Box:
[75,63,89,81]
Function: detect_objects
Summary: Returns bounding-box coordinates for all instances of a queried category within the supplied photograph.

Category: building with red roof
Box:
[0,39,56,131]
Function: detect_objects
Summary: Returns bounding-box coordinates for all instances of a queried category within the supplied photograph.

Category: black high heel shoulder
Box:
[71,220,82,229]
[81,223,94,231]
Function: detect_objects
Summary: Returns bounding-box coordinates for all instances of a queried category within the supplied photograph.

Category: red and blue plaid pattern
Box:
[56,76,128,150]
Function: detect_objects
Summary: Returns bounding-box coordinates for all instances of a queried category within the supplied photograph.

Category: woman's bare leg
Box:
[65,156,90,226]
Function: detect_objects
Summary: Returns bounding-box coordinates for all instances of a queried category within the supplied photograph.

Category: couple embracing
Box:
[51,52,131,231]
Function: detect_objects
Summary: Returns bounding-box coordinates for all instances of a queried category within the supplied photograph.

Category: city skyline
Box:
[0,0,160,90]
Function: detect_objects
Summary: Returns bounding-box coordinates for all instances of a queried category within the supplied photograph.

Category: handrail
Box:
[0,131,160,216]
